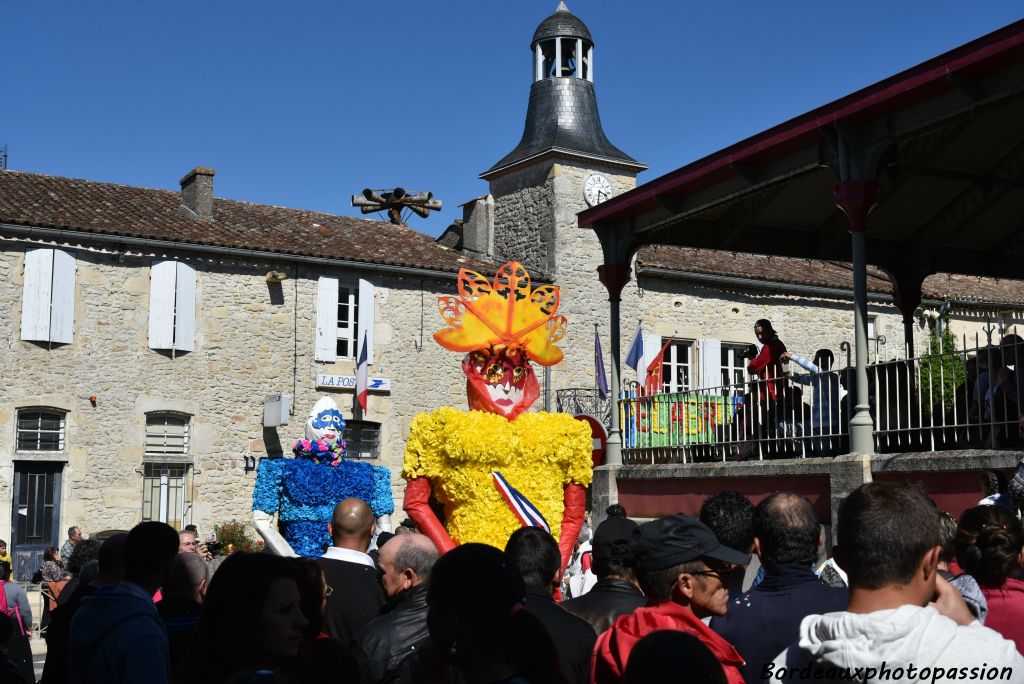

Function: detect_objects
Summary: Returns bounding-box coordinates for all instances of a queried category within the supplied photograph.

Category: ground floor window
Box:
[16,409,66,452]
[142,463,190,531]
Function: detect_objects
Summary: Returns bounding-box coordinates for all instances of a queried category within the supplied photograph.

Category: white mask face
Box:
[305,396,345,448]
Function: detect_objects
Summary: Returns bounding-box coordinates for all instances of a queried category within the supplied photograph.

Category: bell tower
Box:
[480,2,645,277]
[479,3,645,392]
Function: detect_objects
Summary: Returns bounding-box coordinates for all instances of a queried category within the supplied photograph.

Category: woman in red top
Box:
[955,505,1024,653]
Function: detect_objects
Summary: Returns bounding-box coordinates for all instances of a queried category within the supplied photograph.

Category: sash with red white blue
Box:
[491,470,550,534]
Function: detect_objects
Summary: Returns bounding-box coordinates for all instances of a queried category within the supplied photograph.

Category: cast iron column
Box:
[836,180,880,455]
[598,263,630,466]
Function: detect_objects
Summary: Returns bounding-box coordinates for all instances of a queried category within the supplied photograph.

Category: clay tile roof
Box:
[0,170,495,275]
[637,245,1024,307]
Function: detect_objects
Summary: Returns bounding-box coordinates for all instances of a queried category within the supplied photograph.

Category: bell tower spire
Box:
[482,3,645,179]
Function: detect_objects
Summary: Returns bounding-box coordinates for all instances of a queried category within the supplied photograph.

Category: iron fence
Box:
[620,326,1023,464]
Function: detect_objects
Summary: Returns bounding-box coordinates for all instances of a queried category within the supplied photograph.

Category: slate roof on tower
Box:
[482,4,645,178]
[532,2,592,44]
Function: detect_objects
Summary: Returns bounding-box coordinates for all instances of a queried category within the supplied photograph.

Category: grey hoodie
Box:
[770,605,1024,683]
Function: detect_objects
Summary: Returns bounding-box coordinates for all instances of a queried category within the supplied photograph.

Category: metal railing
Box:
[556,388,611,425]
[620,327,1023,464]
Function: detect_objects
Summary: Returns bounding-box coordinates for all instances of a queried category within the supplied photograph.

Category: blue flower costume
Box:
[252,397,394,557]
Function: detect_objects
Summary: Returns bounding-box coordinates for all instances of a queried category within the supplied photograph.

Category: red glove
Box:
[558,483,587,573]
[403,477,456,555]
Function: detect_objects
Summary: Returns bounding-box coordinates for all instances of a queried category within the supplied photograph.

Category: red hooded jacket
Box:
[590,601,745,684]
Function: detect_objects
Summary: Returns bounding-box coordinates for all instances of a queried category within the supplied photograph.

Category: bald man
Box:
[317,497,386,643]
[353,535,438,684]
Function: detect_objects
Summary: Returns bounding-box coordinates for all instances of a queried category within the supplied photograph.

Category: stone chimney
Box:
[461,194,494,257]
[178,167,216,221]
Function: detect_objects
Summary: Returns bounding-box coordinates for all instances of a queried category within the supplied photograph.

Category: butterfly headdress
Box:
[434,261,567,366]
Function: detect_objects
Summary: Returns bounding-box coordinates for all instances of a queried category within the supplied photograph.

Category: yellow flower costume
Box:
[402,262,593,568]
[403,407,592,550]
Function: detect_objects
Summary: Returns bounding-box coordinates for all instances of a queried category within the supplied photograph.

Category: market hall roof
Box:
[0,170,495,276]
[636,245,1024,308]
[579,19,1024,284]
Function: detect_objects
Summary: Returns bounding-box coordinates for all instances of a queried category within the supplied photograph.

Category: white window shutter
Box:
[48,249,76,344]
[149,260,176,350]
[174,262,196,352]
[21,248,54,342]
[315,276,339,362]
[639,331,662,385]
[699,338,722,390]
[357,278,375,364]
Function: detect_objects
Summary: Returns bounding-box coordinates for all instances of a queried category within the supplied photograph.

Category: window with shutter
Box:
[698,338,722,390]
[149,260,196,352]
[144,413,191,461]
[357,278,375,364]
[21,248,76,344]
[16,409,67,452]
[316,277,374,362]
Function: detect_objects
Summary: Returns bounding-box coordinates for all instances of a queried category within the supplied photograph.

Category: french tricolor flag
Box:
[356,333,369,413]
[492,471,550,533]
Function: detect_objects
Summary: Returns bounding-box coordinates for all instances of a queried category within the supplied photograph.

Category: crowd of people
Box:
[2,476,1023,683]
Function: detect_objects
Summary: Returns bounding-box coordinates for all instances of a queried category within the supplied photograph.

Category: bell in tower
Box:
[482,2,645,178]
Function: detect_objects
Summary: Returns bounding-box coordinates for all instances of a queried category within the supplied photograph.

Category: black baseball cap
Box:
[592,516,640,561]
[630,514,751,571]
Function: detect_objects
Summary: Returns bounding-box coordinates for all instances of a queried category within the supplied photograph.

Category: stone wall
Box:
[490,164,556,275]
[0,239,466,544]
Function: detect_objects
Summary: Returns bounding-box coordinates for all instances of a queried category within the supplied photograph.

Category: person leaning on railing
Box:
[781,350,843,456]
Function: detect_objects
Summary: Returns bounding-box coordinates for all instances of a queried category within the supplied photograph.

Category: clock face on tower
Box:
[584,173,613,207]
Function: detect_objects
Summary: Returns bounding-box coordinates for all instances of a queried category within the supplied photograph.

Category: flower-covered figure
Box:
[403,262,592,570]
[253,396,394,557]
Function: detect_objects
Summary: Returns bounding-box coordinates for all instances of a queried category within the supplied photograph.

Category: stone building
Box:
[2,4,1022,573]
[0,168,495,575]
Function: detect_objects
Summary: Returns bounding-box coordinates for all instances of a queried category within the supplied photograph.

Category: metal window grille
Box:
[141,463,189,530]
[16,410,66,452]
[336,285,359,359]
[720,343,749,387]
[661,340,693,393]
[145,413,190,458]
[343,420,381,459]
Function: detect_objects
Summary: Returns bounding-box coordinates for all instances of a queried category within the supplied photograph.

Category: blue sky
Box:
[4,2,1021,235]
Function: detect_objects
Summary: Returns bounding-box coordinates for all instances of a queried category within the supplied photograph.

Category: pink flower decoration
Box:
[300,439,311,450]
[316,439,328,451]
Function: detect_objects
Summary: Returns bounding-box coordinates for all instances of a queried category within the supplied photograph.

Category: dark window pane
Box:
[39,415,62,430]
[17,411,41,429]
